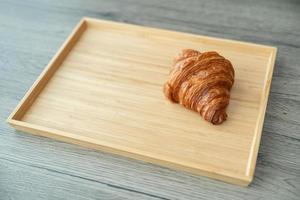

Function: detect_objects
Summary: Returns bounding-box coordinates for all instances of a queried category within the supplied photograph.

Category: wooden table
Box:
[0,0,299,199]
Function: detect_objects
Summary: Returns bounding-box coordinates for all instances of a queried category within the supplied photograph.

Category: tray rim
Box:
[7,17,277,186]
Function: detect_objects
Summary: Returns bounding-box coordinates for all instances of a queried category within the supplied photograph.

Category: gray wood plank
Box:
[1,0,300,199]
[0,159,164,200]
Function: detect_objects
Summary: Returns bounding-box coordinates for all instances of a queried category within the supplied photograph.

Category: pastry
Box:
[163,49,235,125]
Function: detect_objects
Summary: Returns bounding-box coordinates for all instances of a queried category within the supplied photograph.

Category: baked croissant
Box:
[163,49,235,125]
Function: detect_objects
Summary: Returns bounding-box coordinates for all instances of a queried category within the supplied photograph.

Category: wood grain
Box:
[0,0,299,199]
[7,18,276,185]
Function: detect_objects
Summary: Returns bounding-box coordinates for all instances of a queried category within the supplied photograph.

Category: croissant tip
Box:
[163,83,174,102]
[211,112,227,125]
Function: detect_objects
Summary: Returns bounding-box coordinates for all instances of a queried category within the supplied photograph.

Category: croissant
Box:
[163,49,235,125]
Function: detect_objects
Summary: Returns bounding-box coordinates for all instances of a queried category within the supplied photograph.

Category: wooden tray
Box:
[7,17,277,186]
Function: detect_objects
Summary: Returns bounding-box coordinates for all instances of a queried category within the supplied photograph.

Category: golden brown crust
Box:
[163,49,235,125]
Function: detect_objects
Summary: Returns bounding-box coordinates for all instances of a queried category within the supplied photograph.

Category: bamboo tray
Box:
[7,17,277,186]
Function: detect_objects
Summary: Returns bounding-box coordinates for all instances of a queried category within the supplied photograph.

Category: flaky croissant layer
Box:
[164,49,235,125]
